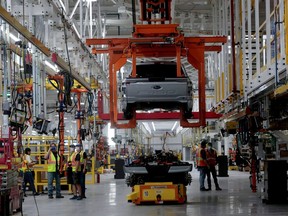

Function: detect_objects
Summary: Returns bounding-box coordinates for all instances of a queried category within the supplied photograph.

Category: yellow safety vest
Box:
[71,152,82,172]
[21,154,30,172]
[47,152,59,172]
[80,151,84,165]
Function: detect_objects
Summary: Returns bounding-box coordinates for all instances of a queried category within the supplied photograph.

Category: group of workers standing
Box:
[196,140,222,191]
[20,143,87,200]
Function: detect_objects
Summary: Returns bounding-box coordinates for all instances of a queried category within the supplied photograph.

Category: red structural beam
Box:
[98,112,222,121]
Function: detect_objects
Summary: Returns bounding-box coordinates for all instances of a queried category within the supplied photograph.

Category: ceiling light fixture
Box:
[45,60,58,72]
[152,122,156,131]
[142,122,151,134]
[171,121,178,131]
[9,33,20,42]
[58,0,66,12]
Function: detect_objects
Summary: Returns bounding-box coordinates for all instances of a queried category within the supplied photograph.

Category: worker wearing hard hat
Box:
[44,143,64,199]
[22,148,40,197]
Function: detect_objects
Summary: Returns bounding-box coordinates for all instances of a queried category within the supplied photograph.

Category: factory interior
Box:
[0,0,288,215]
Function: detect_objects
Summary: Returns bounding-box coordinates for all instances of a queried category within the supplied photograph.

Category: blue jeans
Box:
[47,172,61,196]
[22,171,36,194]
[198,166,208,189]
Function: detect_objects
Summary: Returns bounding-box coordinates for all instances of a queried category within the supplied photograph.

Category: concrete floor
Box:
[16,169,288,216]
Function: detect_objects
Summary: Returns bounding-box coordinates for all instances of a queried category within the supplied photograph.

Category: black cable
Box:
[63,72,73,106]
[61,8,74,107]
[47,109,56,114]
[12,52,17,107]
[87,92,94,116]
[32,194,40,216]
[48,78,61,92]
[66,103,77,114]
[62,9,72,76]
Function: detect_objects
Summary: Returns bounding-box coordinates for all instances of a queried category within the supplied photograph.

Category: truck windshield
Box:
[136,63,179,78]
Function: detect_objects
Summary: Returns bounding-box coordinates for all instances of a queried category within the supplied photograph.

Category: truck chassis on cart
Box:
[124,151,192,204]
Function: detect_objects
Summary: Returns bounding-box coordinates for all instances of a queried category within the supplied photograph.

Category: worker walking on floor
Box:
[70,144,83,200]
[22,148,40,197]
[44,143,64,199]
[196,140,209,191]
[206,142,222,191]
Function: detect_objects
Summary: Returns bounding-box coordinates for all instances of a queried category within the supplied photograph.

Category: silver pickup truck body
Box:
[121,62,193,119]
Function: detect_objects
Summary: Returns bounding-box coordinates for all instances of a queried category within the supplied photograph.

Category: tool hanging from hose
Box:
[235,106,263,193]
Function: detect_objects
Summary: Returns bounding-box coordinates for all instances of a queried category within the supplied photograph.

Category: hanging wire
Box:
[87,92,94,116]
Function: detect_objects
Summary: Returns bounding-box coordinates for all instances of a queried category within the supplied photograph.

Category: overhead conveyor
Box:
[86,0,227,129]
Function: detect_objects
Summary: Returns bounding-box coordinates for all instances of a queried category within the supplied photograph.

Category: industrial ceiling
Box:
[3,0,219,136]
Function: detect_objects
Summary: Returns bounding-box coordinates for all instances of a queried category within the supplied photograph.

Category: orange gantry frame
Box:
[71,88,88,146]
[86,0,227,129]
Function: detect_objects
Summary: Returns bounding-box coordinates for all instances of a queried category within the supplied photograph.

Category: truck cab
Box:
[121,62,193,119]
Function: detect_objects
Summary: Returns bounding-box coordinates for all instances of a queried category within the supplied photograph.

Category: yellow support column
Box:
[221,72,225,101]
[239,50,244,96]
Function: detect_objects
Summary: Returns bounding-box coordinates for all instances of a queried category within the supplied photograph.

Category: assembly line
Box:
[0,0,288,216]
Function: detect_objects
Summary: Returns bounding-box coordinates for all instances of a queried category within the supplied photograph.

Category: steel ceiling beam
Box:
[0,4,92,91]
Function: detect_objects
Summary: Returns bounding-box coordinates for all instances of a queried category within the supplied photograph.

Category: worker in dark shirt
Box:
[80,146,87,198]
[196,140,209,191]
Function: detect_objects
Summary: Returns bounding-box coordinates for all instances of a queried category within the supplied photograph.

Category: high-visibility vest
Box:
[21,154,30,172]
[71,152,82,172]
[80,151,84,165]
[196,148,207,167]
[206,149,217,166]
[47,152,59,172]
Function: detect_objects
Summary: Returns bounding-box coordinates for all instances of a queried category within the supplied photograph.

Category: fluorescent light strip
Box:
[152,122,156,131]
[58,0,66,12]
[45,60,58,72]
[9,33,20,41]
[142,122,151,134]
[69,0,80,19]
[72,24,81,38]
[171,121,177,131]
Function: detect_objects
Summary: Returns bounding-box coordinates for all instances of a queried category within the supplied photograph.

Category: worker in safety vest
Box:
[196,140,209,191]
[66,145,75,186]
[70,144,83,200]
[79,146,87,199]
[206,142,222,191]
[44,143,64,199]
[22,148,40,197]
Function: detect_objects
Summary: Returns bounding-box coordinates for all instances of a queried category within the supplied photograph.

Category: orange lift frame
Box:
[86,0,227,129]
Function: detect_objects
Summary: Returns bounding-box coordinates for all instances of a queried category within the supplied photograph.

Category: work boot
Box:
[216,186,222,191]
[70,195,78,200]
[200,188,209,191]
[48,195,53,199]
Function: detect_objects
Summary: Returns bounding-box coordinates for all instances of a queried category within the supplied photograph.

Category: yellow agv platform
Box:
[127,182,187,204]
